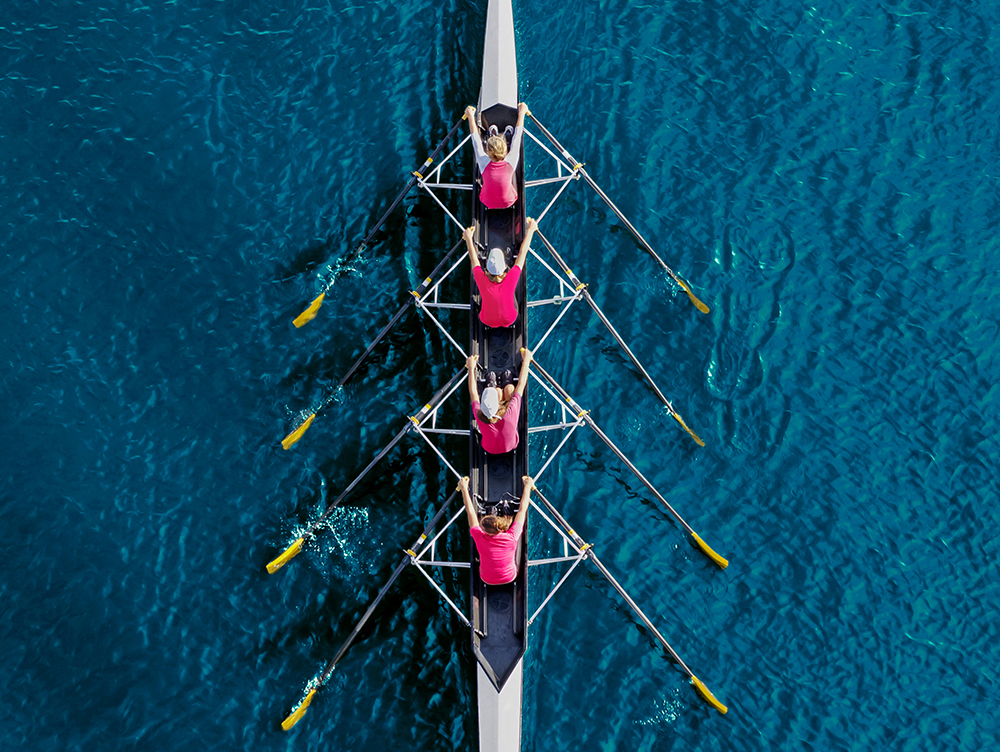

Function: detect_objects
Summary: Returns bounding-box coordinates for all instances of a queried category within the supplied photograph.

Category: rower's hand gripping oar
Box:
[534,228,705,447]
[527,114,709,315]
[531,486,727,714]
[268,368,468,573]
[530,356,728,569]
[292,113,469,328]
[281,238,467,450]
[281,490,460,730]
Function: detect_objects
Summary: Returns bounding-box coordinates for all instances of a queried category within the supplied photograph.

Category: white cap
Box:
[481,387,500,420]
[486,248,507,276]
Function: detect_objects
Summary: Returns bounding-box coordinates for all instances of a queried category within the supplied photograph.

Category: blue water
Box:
[3,0,998,750]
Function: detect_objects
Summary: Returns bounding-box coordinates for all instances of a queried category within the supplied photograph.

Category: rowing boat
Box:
[266,1,728,749]
[468,1,529,748]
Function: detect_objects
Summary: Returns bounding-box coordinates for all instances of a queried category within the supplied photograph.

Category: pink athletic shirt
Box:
[473,265,521,328]
[480,160,517,209]
[470,519,524,585]
[472,392,522,454]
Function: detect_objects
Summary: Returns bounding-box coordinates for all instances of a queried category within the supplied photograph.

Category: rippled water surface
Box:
[3,1,999,750]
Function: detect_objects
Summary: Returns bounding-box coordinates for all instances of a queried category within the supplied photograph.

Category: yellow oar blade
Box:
[678,281,710,314]
[281,688,317,731]
[281,414,316,450]
[692,532,728,569]
[671,411,705,447]
[293,293,326,328]
[691,676,727,714]
[267,537,304,574]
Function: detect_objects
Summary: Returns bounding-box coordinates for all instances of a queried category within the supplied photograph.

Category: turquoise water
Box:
[3,0,998,750]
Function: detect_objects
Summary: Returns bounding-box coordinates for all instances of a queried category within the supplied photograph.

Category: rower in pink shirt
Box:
[463,217,537,329]
[465,102,529,209]
[466,349,532,455]
[458,475,534,585]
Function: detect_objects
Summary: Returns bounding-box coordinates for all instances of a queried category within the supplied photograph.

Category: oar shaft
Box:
[310,368,467,533]
[527,115,668,269]
[533,488,727,714]
[590,550,693,669]
[531,358,728,568]
[529,358,695,536]
[532,488,693,674]
[356,116,467,254]
[311,423,414,531]
[293,117,469,331]
[339,238,465,387]
[528,115,709,314]
[583,420,691,530]
[535,229,703,446]
[317,490,459,685]
[338,312,407,386]
[282,491,460,729]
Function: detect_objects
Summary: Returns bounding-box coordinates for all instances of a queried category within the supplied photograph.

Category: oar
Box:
[293,114,468,328]
[281,489,459,730]
[269,367,467,573]
[527,114,709,315]
[530,357,728,569]
[282,238,466,450]
[338,238,465,385]
[534,228,704,447]
[531,486,727,714]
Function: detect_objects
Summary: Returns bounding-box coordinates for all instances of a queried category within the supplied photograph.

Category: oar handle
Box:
[528,114,709,314]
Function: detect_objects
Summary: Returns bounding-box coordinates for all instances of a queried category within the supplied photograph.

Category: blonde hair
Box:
[484,135,508,161]
[481,515,512,535]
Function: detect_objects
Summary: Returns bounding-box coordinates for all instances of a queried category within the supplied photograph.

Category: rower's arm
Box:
[514,476,533,527]
[464,226,481,269]
[458,477,478,528]
[466,105,491,171]
[514,349,532,397]
[465,105,478,136]
[513,218,537,269]
[467,355,481,403]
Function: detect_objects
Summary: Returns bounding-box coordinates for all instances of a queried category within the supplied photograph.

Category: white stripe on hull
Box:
[477,660,524,752]
[478,0,518,111]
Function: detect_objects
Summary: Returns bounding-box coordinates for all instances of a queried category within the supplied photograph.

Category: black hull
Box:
[469,102,528,692]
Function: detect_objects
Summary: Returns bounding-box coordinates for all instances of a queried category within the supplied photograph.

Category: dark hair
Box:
[481,515,512,535]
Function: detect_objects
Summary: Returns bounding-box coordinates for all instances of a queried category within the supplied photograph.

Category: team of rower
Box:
[458,101,536,587]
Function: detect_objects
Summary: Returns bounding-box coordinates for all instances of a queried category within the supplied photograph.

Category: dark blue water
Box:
[3,1,998,750]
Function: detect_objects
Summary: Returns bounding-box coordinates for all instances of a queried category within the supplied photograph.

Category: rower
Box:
[458,475,534,585]
[466,349,532,454]
[465,102,529,209]
[463,217,537,329]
